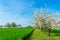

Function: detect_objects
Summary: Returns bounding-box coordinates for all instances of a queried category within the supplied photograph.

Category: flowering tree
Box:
[34,7,60,36]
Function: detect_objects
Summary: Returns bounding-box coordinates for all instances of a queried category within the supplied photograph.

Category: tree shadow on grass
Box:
[44,29,60,36]
[51,29,60,36]
[23,29,35,40]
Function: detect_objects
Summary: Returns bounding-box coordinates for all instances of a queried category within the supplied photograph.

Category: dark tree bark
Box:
[48,28,51,36]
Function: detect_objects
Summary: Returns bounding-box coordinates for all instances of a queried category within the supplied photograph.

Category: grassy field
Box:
[27,29,60,40]
[0,27,60,40]
[0,28,34,40]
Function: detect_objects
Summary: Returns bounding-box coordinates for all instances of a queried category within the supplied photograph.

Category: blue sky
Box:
[0,0,60,26]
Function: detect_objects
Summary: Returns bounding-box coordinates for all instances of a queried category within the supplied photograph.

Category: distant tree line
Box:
[4,22,21,28]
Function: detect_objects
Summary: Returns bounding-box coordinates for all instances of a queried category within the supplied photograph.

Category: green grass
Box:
[0,27,60,40]
[51,29,60,36]
[0,28,34,40]
[28,29,60,40]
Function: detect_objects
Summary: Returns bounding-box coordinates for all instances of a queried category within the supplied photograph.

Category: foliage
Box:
[5,22,21,28]
[10,22,17,27]
[5,23,11,28]
[17,24,21,27]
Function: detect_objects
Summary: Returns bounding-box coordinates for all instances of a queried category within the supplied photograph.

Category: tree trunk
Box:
[48,28,51,36]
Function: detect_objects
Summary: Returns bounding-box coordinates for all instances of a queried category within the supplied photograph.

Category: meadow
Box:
[0,27,60,40]
[0,28,34,40]
[27,29,60,40]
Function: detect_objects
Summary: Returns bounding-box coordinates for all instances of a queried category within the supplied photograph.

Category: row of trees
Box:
[33,7,60,36]
[4,22,21,28]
